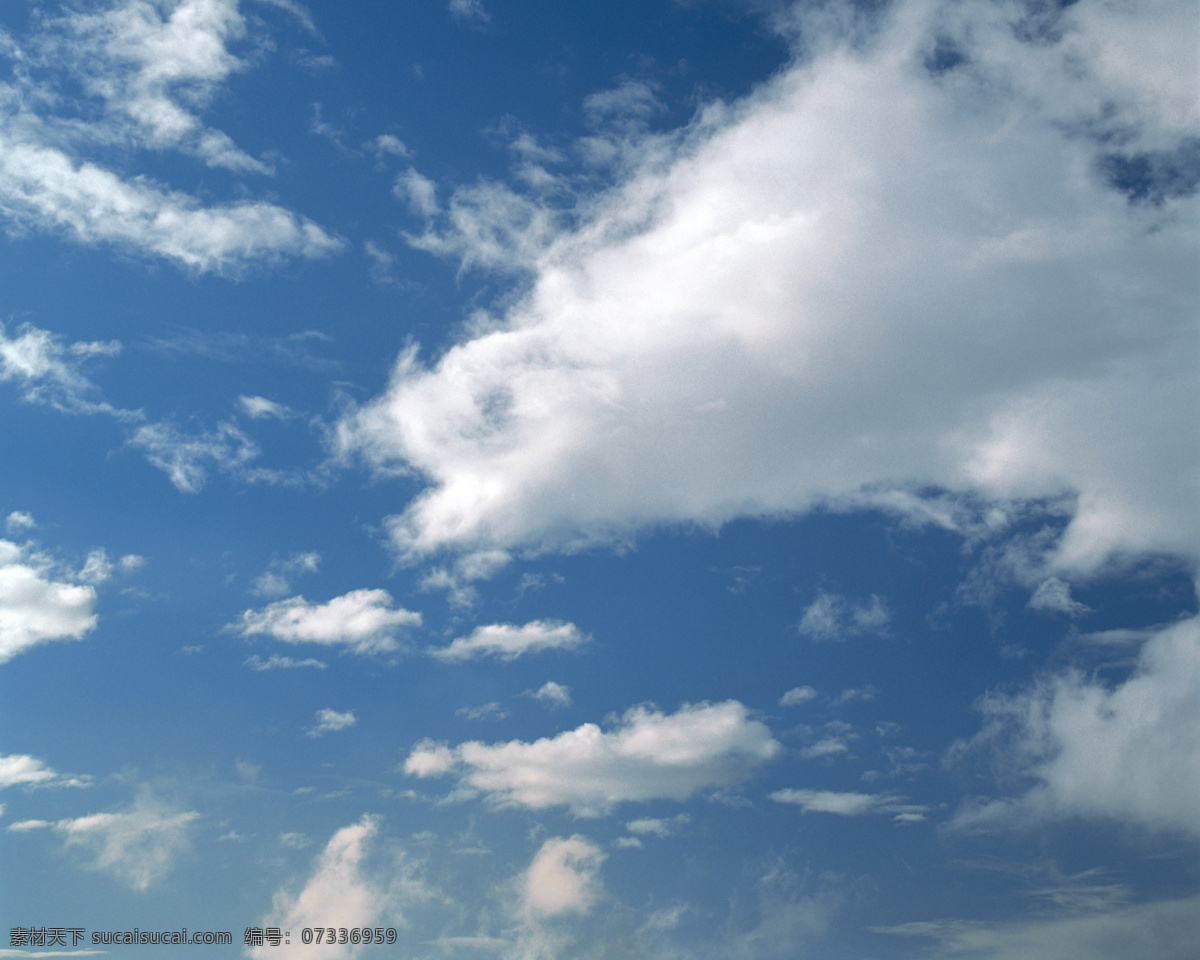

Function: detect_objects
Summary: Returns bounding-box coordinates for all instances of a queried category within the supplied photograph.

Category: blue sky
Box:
[1,1,1198,957]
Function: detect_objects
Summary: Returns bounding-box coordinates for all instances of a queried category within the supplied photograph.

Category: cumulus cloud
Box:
[771,788,928,823]
[950,608,1200,838]
[307,708,357,738]
[234,589,421,655]
[0,539,101,664]
[334,0,1198,582]
[521,836,605,918]
[404,700,780,815]
[24,792,200,890]
[0,754,90,790]
[0,0,340,271]
[430,620,588,662]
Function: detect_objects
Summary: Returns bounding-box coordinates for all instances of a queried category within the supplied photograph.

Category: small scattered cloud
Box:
[238,395,295,421]
[279,831,313,850]
[530,681,572,709]
[0,322,134,419]
[1028,577,1092,617]
[771,788,928,823]
[431,620,588,662]
[447,0,490,26]
[234,589,421,656]
[404,700,780,816]
[306,708,357,738]
[372,135,410,158]
[798,592,890,642]
[455,702,509,722]
[244,654,327,672]
[780,685,817,707]
[4,512,35,534]
[625,813,690,838]
[831,685,877,706]
[251,552,321,598]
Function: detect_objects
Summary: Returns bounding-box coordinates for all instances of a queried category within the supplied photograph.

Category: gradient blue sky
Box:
[1,1,1198,958]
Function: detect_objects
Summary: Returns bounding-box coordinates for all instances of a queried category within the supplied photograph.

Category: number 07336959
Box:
[300,928,397,945]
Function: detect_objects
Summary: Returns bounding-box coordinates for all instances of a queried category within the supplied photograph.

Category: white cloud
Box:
[307,708,357,738]
[0,322,134,419]
[244,653,327,671]
[447,0,490,26]
[335,0,1198,581]
[779,685,817,707]
[238,395,294,420]
[531,681,572,708]
[279,831,313,850]
[0,754,90,790]
[797,592,890,642]
[251,816,434,960]
[771,788,927,823]
[950,607,1200,838]
[49,792,199,890]
[456,702,509,721]
[0,539,100,664]
[4,512,35,534]
[252,816,384,960]
[521,836,605,918]
[404,700,780,816]
[128,420,309,492]
[431,620,588,662]
[625,813,689,838]
[251,552,321,598]
[234,589,421,655]
[372,134,410,158]
[0,0,341,271]
[875,893,1200,960]
[1028,577,1092,617]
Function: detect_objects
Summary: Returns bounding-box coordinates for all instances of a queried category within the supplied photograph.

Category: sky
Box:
[0,0,1197,957]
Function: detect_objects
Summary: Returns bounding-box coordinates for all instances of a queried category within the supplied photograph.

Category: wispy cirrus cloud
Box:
[0,0,340,271]
[11,791,199,890]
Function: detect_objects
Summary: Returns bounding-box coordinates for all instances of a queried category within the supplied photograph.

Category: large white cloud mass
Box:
[337,0,1198,578]
[405,700,780,816]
